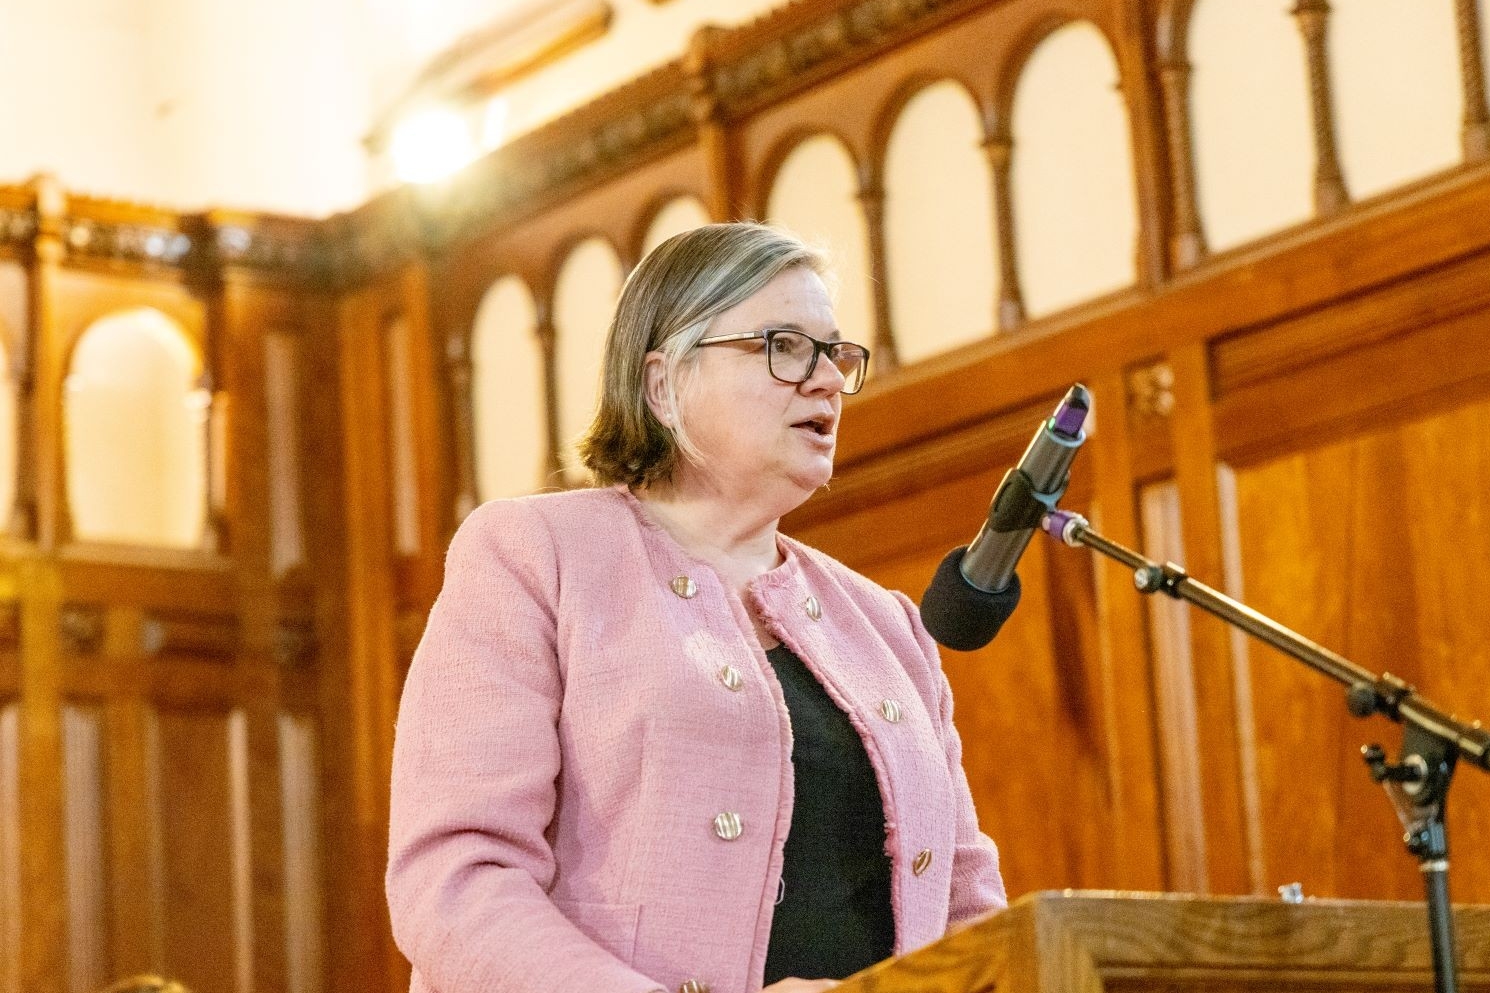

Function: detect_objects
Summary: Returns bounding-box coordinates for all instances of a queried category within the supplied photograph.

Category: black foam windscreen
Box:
[918,546,1022,652]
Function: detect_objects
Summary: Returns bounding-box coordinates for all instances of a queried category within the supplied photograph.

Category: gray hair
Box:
[578,222,831,489]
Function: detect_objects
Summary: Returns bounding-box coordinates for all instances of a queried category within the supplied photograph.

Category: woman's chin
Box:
[784,460,834,500]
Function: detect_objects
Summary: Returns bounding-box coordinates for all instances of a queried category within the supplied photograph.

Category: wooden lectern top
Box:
[831,890,1490,992]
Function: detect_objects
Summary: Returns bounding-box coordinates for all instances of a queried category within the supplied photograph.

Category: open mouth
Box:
[792,414,835,436]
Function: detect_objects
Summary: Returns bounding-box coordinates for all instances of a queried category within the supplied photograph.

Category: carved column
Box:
[1292,0,1349,215]
[200,367,229,554]
[535,300,563,485]
[685,25,737,223]
[25,175,66,548]
[191,222,230,555]
[982,129,1025,331]
[1157,54,1207,270]
[446,331,478,522]
[1456,0,1490,160]
[855,180,899,374]
[8,205,39,541]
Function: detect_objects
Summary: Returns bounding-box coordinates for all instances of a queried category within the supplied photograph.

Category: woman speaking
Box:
[386,223,1017,993]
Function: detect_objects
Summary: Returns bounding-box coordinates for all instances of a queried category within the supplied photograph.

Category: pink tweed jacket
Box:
[386,486,1006,993]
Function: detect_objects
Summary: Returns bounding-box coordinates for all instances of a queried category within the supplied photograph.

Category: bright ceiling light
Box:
[390,106,478,184]
[481,97,510,151]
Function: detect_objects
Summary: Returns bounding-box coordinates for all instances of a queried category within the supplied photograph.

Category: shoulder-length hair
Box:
[579,222,830,489]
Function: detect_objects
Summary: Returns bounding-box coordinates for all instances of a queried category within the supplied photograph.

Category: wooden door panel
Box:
[1228,398,1490,904]
[150,706,249,993]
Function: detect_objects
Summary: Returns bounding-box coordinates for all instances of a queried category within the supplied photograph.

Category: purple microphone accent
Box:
[1049,383,1091,440]
[1042,509,1079,541]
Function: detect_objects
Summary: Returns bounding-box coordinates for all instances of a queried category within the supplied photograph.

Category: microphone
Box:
[919,384,1091,651]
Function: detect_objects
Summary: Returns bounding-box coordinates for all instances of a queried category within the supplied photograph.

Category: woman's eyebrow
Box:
[759,321,843,342]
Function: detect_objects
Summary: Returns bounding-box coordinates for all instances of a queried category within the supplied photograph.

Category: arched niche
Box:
[1330,1,1462,200]
[641,195,712,258]
[1009,21,1140,318]
[883,80,998,364]
[0,330,15,530]
[765,134,874,359]
[553,237,624,482]
[471,275,547,500]
[1188,0,1314,251]
[64,308,206,548]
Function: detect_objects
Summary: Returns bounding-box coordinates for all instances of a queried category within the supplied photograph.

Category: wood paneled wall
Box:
[2,2,1490,993]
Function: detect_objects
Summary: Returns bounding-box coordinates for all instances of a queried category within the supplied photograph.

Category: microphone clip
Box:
[987,467,1068,535]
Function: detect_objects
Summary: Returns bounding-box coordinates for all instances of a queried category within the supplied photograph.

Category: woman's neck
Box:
[633,481,785,593]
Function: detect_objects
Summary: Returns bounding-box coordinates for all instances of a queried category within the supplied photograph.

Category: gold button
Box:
[679,982,711,993]
[913,848,933,876]
[718,665,743,692]
[880,699,903,723]
[713,811,742,841]
[670,575,698,599]
[803,595,821,620]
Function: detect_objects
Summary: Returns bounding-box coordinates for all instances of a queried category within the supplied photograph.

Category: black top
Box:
[762,643,895,984]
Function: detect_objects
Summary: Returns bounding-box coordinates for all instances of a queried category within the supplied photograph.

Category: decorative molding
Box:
[214,222,358,287]
[711,0,973,114]
[62,218,193,267]
[59,603,105,656]
[432,83,693,250]
[139,609,239,662]
[1127,361,1176,420]
[273,618,318,669]
[0,206,36,248]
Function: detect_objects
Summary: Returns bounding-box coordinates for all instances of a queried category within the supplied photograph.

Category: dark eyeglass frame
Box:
[693,328,872,395]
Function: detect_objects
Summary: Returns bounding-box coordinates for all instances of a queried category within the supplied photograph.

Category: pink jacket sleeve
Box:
[893,591,1008,926]
[386,501,665,993]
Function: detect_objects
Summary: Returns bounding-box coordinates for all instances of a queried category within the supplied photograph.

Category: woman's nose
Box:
[802,350,846,395]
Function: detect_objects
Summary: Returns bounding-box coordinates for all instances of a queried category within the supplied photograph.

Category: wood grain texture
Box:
[1227,398,1490,906]
[61,706,109,993]
[832,891,1490,993]
[0,702,19,993]
[151,708,242,993]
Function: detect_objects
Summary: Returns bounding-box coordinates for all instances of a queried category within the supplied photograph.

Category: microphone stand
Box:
[1042,509,1490,993]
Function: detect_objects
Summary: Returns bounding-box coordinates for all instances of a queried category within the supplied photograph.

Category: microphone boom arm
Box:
[1041,507,1488,993]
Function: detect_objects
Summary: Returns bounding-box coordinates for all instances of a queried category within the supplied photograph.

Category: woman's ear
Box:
[642,351,672,426]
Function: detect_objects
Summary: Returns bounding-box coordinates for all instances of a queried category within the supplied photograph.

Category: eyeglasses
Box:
[694,328,871,395]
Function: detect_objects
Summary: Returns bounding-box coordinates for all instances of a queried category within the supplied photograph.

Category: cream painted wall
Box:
[766,136,874,359]
[136,0,374,215]
[1188,0,1314,253]
[1010,22,1139,318]
[0,0,795,215]
[0,0,372,215]
[1330,0,1461,201]
[553,237,624,482]
[472,275,548,499]
[642,195,712,257]
[64,309,206,548]
[0,0,156,203]
[883,81,997,365]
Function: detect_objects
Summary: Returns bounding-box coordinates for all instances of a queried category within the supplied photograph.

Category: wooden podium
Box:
[832,891,1490,992]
